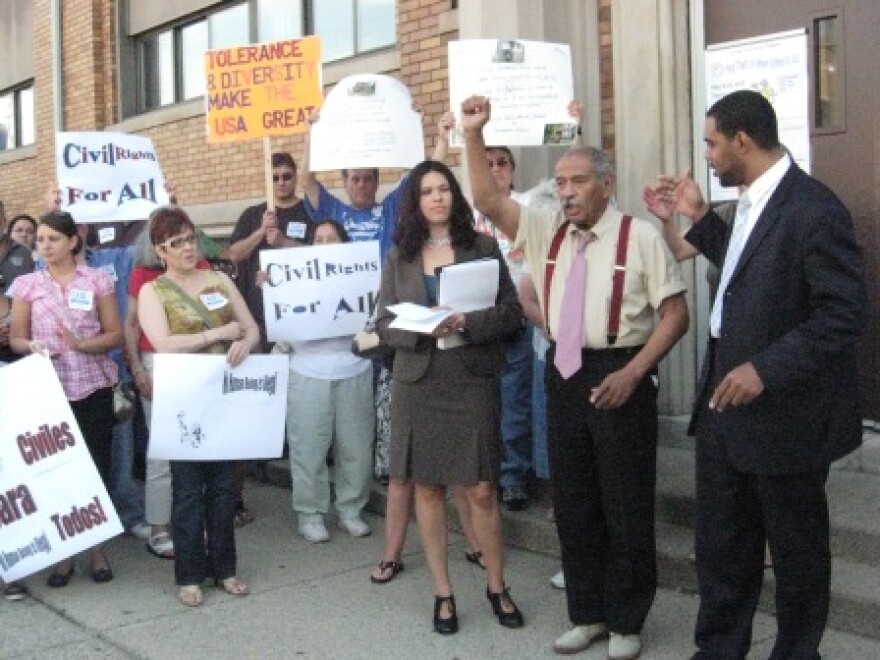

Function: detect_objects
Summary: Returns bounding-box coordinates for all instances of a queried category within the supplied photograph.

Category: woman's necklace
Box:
[425,235,451,250]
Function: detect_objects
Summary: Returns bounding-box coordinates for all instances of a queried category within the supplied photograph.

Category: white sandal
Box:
[178,585,203,607]
[146,532,175,559]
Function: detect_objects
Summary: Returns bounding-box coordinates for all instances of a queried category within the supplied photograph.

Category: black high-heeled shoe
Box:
[433,594,459,635]
[486,586,524,628]
[47,564,74,588]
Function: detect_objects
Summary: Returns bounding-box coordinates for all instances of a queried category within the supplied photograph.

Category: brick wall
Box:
[1,1,614,228]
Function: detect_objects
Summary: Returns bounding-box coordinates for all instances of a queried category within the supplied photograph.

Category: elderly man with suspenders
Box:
[461,96,689,660]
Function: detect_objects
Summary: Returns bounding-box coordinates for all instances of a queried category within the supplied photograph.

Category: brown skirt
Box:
[389,349,500,486]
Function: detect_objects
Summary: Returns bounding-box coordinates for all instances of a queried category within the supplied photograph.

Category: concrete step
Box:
[257,439,880,640]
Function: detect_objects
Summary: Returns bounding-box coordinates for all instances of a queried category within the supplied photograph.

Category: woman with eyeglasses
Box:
[137,206,260,607]
[8,210,123,587]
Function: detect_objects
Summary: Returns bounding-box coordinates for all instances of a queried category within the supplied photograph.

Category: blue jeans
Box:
[110,417,146,530]
[499,325,534,488]
[532,348,550,480]
[171,460,238,586]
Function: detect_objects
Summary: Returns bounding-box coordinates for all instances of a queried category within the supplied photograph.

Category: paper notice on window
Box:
[310,74,425,171]
[449,39,575,147]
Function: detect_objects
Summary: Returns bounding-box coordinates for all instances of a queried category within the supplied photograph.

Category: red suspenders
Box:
[543,215,633,346]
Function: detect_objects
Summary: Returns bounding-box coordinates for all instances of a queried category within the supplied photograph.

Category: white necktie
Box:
[710,196,752,337]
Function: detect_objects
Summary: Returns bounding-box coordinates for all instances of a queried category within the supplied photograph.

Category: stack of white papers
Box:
[387,259,500,349]
[387,303,453,334]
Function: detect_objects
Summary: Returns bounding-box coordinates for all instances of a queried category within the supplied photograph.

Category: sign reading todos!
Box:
[0,355,123,583]
[205,36,323,143]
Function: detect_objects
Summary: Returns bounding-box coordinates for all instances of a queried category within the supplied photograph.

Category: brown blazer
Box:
[376,233,523,383]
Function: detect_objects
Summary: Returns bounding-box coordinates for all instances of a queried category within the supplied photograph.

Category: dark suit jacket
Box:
[686,164,866,474]
[376,233,523,383]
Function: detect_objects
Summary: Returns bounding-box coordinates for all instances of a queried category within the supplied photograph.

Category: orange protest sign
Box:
[205,36,323,144]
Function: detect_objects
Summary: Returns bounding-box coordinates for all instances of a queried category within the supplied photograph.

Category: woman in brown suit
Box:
[376,160,524,634]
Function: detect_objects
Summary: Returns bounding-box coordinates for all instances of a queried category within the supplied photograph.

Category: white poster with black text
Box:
[0,355,123,582]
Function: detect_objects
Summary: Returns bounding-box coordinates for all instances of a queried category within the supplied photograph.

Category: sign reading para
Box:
[0,355,123,583]
[56,132,170,223]
[206,36,323,143]
[260,241,381,341]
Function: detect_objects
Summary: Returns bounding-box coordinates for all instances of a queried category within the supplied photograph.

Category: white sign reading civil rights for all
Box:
[0,355,123,582]
[260,241,381,342]
[309,74,425,171]
[449,39,575,147]
[705,29,810,201]
[149,354,288,461]
[55,131,170,223]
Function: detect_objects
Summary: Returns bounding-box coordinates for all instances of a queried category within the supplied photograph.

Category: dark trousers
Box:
[171,460,238,586]
[694,411,830,660]
[546,346,658,634]
[70,386,114,486]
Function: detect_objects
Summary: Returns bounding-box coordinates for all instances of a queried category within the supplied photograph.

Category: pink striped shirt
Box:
[10,266,118,400]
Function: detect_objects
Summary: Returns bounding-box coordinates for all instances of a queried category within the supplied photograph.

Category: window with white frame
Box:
[0,83,34,151]
[132,0,396,115]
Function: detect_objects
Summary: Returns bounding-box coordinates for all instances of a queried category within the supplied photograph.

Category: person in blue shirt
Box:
[299,109,450,259]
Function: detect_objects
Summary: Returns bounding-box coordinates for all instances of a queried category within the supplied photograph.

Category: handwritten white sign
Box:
[0,355,123,582]
[260,241,382,341]
[705,29,810,201]
[148,354,288,461]
[55,132,170,223]
[309,74,425,171]
[449,39,575,147]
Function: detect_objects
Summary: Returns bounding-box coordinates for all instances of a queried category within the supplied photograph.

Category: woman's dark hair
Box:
[307,219,350,244]
[394,160,476,261]
[9,214,37,235]
[149,205,195,246]
[39,211,83,255]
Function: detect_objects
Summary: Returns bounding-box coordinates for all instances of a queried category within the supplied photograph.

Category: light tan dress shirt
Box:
[513,204,686,349]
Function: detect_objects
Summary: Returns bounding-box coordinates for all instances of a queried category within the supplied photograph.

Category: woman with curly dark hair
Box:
[375,160,525,634]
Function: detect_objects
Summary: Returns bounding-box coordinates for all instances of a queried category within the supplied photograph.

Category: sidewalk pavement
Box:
[3,480,879,660]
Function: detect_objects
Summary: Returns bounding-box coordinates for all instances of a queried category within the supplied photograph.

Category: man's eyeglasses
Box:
[162,234,197,250]
[486,158,510,169]
[273,173,295,182]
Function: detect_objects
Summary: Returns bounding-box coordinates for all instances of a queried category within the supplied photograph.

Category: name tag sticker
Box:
[98,228,116,244]
[68,289,94,311]
[200,292,228,311]
[286,222,307,239]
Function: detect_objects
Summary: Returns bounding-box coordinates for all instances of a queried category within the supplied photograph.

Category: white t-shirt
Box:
[289,336,372,380]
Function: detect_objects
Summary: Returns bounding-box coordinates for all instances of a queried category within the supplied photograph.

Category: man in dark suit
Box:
[675,90,866,658]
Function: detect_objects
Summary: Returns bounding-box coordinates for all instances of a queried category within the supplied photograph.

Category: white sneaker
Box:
[298,520,330,543]
[338,517,371,538]
[608,632,641,660]
[553,623,608,654]
[551,569,566,589]
[128,522,151,540]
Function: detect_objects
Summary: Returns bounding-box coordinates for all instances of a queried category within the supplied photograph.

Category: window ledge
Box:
[112,97,205,133]
[323,49,401,85]
[0,143,37,165]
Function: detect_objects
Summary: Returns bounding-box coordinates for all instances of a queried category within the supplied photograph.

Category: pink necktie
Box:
[554,232,594,379]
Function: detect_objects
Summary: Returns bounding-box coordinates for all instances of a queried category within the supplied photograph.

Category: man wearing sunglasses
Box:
[227,152,311,350]
[299,110,450,260]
